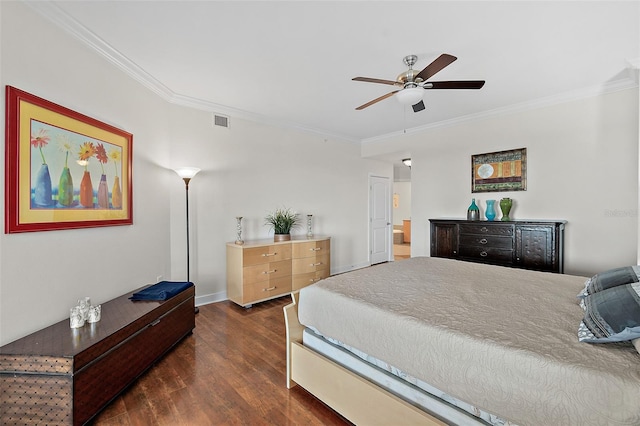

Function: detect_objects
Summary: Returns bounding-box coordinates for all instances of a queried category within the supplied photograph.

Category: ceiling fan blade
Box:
[355,91,399,110]
[427,80,485,89]
[352,77,399,86]
[415,53,457,82]
[412,100,426,113]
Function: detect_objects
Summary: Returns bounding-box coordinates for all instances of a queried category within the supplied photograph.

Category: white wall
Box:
[0,2,391,345]
[363,88,639,277]
[165,104,391,305]
[0,2,173,344]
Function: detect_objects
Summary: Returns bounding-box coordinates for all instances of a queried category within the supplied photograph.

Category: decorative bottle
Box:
[467,199,480,221]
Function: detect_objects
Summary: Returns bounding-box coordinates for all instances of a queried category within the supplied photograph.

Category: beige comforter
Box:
[298,257,640,425]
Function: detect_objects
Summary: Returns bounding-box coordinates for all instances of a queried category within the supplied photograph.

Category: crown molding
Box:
[24,1,359,144]
[361,77,639,144]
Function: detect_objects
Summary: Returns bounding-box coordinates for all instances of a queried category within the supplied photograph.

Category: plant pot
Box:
[274,234,291,242]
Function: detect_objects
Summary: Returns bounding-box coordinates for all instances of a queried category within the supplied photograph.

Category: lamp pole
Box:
[174,167,201,313]
[183,175,192,285]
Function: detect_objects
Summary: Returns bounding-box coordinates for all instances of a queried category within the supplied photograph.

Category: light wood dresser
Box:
[227,236,330,307]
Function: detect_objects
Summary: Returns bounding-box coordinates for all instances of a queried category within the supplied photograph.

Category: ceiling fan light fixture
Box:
[395,87,423,105]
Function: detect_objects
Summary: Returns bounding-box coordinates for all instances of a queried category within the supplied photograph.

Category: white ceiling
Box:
[29,1,639,144]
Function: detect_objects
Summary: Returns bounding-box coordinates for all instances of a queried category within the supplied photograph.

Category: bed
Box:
[283,257,640,425]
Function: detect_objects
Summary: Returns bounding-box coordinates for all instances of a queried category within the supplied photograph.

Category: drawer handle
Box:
[262,252,277,257]
[310,247,321,251]
[480,227,488,233]
[263,286,276,292]
[480,251,488,257]
[263,269,277,274]
[479,238,488,244]
[150,319,161,327]
[310,262,322,266]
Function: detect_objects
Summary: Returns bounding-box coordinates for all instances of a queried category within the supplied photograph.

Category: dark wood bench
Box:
[0,284,195,425]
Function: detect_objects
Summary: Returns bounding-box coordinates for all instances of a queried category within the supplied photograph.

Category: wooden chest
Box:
[0,285,195,425]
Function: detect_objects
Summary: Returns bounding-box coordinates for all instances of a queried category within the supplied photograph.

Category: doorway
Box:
[393,162,411,260]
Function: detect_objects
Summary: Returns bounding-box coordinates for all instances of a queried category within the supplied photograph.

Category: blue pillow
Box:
[577,266,640,299]
[578,283,640,343]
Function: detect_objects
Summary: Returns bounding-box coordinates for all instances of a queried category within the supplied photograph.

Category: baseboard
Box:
[195,290,227,307]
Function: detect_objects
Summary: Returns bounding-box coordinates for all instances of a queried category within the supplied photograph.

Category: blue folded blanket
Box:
[129,281,193,301]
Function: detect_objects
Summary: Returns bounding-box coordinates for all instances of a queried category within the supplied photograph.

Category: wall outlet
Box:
[156,275,163,283]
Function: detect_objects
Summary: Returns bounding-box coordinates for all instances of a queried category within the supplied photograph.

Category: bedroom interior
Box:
[1,1,639,424]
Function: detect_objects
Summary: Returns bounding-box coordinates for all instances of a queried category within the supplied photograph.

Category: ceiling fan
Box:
[353,54,485,112]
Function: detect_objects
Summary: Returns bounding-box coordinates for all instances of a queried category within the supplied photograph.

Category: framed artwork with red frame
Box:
[5,86,133,233]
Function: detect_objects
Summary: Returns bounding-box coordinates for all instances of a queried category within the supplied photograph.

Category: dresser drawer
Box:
[242,244,292,266]
[459,235,513,250]
[459,224,513,236]
[244,277,292,302]
[292,254,330,274]
[242,260,292,284]
[292,270,329,291]
[458,246,513,263]
[293,240,330,258]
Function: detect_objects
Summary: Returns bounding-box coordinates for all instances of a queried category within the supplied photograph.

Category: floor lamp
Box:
[174,167,201,314]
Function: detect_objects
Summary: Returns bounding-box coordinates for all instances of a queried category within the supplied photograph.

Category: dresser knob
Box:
[480,251,488,257]
[480,227,488,232]
[479,238,488,244]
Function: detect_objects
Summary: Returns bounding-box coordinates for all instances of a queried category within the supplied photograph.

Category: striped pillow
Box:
[578,283,640,343]
[577,266,640,299]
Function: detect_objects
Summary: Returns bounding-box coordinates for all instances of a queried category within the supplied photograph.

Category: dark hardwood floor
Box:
[92,296,350,425]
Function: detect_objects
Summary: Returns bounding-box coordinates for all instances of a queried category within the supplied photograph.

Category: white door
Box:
[369,175,391,264]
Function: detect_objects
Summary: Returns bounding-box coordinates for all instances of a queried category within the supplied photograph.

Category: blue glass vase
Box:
[485,200,496,221]
[34,163,53,207]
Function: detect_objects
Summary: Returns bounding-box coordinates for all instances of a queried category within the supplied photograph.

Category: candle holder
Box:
[235,216,244,245]
[78,297,91,322]
[88,305,101,323]
[70,306,84,328]
[307,214,313,239]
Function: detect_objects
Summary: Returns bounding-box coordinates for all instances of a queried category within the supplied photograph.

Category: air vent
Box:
[213,114,229,128]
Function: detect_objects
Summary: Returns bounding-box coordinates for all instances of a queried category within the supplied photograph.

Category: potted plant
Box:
[265,207,300,242]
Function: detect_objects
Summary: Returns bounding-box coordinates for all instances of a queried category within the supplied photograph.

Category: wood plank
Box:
[92,296,350,425]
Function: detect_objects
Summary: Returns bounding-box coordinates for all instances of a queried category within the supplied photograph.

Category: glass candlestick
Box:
[235,216,244,245]
[307,214,313,239]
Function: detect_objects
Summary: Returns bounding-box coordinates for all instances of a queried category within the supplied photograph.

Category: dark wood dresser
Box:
[0,285,195,425]
[430,219,566,273]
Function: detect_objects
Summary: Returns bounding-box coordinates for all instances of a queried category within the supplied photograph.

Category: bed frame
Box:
[283,293,447,426]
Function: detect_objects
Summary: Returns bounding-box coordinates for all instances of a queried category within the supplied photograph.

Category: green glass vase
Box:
[500,198,512,221]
